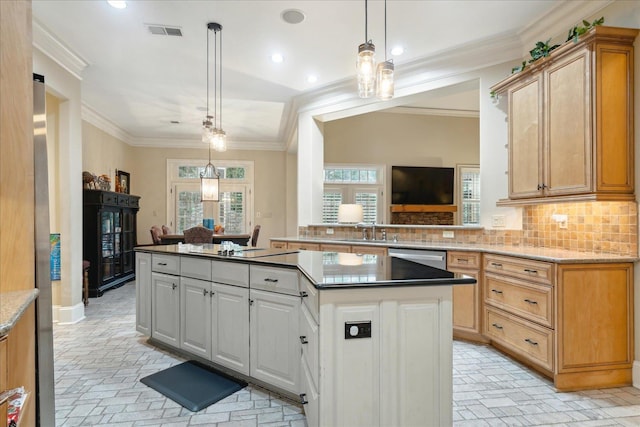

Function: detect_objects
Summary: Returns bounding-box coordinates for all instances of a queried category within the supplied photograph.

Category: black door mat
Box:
[140,360,247,412]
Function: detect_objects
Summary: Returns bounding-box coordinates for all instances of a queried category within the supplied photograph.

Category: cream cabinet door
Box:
[211,283,250,376]
[508,74,544,199]
[249,289,300,393]
[151,272,180,347]
[135,252,152,336]
[180,277,212,359]
[545,49,591,196]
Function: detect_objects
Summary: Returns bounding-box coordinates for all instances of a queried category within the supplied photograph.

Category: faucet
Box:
[355,223,369,240]
[380,229,387,241]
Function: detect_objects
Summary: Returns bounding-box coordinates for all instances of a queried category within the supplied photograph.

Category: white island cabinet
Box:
[135,252,151,335]
[298,281,453,427]
[135,247,467,427]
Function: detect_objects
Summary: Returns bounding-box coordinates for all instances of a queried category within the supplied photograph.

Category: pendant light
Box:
[376,0,394,100]
[210,22,227,152]
[202,23,215,145]
[200,22,221,201]
[356,0,375,98]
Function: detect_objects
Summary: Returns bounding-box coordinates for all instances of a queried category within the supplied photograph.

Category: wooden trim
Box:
[496,192,636,207]
[390,205,457,213]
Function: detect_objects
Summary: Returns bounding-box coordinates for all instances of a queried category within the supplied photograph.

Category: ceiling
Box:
[31,0,611,151]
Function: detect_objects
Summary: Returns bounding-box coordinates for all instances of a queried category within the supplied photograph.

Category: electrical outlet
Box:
[326,228,334,235]
[442,230,454,238]
[492,215,506,228]
[551,214,568,229]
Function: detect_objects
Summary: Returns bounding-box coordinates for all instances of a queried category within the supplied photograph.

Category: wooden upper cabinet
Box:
[493,26,638,204]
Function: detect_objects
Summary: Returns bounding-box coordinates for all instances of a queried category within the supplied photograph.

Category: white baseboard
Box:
[633,361,640,389]
[54,303,86,324]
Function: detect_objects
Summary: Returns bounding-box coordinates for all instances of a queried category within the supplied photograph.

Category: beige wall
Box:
[82,122,135,186]
[324,111,480,222]
[129,145,287,247]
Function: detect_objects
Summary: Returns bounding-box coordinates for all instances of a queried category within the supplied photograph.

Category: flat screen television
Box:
[391,166,454,205]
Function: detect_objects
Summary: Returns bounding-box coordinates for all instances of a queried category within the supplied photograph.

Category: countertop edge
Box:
[270,237,639,263]
[0,289,39,336]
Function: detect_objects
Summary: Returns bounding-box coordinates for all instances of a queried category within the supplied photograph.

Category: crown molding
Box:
[517,0,614,54]
[384,107,479,118]
[32,18,89,80]
[82,103,135,144]
[128,136,286,151]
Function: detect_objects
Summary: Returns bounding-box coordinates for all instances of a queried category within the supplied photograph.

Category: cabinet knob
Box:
[172,283,177,290]
[299,393,308,405]
[491,289,503,295]
[249,299,254,306]
[491,262,503,268]
[203,289,208,296]
[158,262,168,266]
[525,338,539,346]
[264,278,279,283]
[524,298,538,305]
[492,323,503,330]
[299,291,308,298]
[300,336,308,344]
[523,269,538,274]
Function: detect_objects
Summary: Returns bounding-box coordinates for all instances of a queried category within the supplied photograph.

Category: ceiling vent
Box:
[146,24,183,37]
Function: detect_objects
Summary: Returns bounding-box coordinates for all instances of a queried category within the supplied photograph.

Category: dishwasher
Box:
[388,248,447,270]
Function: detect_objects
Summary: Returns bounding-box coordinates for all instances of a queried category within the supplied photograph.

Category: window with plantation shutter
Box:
[458,165,480,225]
[323,165,384,223]
[323,190,343,223]
[167,159,254,234]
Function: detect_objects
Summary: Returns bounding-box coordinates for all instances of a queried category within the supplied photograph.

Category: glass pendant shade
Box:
[211,129,227,152]
[357,41,376,98]
[376,60,394,100]
[200,163,219,201]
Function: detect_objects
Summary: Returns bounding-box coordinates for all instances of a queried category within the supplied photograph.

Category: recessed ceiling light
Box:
[271,53,284,63]
[391,46,404,56]
[281,9,306,24]
[107,1,127,9]
[307,75,318,83]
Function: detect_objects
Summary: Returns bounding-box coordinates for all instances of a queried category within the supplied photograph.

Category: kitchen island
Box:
[135,244,475,426]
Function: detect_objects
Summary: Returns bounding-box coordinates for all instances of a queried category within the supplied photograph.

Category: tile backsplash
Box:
[522,201,637,256]
[300,201,638,257]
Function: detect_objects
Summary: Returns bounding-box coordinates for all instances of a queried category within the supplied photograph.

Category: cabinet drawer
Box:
[447,251,481,269]
[300,275,318,323]
[152,254,180,275]
[212,260,249,288]
[181,256,212,281]
[0,337,6,392]
[300,303,319,388]
[484,254,554,285]
[117,195,130,206]
[101,192,118,206]
[484,273,553,328]
[271,241,287,249]
[250,265,299,295]
[287,242,320,251]
[485,307,554,372]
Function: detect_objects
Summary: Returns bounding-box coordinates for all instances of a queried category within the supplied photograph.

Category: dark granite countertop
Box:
[135,244,475,289]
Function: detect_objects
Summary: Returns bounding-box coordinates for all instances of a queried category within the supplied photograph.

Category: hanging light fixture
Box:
[200,22,221,202]
[356,0,375,98]
[210,22,227,152]
[202,23,215,145]
[376,0,394,100]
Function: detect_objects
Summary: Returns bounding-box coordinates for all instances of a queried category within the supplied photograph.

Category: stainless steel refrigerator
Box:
[33,73,56,426]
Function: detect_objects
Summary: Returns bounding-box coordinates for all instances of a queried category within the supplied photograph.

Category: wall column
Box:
[297,112,324,227]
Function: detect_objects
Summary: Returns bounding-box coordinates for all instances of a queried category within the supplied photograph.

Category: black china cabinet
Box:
[83,189,140,297]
